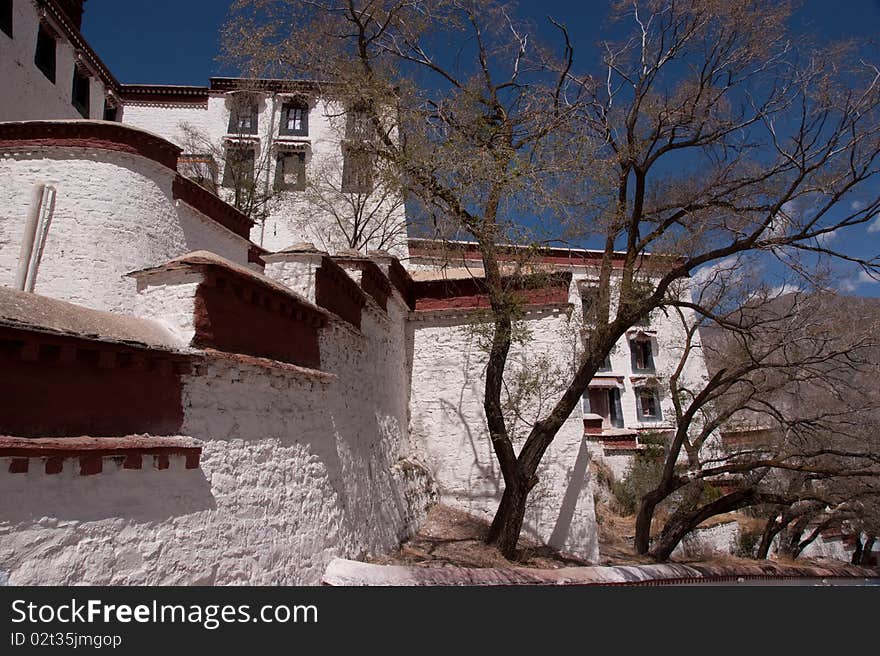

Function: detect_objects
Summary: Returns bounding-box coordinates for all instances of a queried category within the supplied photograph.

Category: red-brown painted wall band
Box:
[0,121,181,170]
[387,258,416,309]
[333,258,391,312]
[359,261,391,311]
[315,257,367,329]
[192,269,323,369]
[413,273,572,311]
[0,327,185,438]
[172,176,253,239]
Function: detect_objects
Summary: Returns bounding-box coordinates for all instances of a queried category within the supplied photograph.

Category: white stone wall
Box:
[132,270,202,344]
[0,275,431,585]
[0,146,249,313]
[671,520,740,560]
[587,447,633,481]
[176,201,251,264]
[409,306,600,562]
[800,535,853,563]
[123,95,408,258]
[0,2,108,121]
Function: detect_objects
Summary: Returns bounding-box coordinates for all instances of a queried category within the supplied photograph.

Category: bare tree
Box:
[224,0,880,558]
[300,149,407,252]
[177,91,280,226]
[631,283,880,560]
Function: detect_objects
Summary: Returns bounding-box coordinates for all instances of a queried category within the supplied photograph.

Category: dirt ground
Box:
[366,505,592,569]
[366,504,657,569]
[367,503,779,569]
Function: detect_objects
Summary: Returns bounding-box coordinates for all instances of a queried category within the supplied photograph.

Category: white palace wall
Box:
[0,136,251,313]
[409,305,600,562]
[0,262,433,585]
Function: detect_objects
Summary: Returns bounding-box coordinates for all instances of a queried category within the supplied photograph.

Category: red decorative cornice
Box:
[209,77,323,94]
[0,120,180,170]
[119,84,211,105]
[0,121,255,242]
[1,436,201,474]
[412,272,572,312]
[172,176,253,240]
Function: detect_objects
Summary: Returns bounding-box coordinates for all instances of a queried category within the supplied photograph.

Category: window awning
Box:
[588,377,623,388]
[222,135,259,145]
[273,139,310,151]
[631,376,660,388]
[627,328,657,338]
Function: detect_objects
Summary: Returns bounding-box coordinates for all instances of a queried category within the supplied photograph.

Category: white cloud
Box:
[851,200,865,211]
[692,256,741,288]
[838,269,880,292]
[815,230,838,245]
[768,283,801,297]
[839,278,859,293]
[868,215,880,234]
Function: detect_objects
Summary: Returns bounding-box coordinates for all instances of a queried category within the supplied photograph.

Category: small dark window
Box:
[1,0,13,38]
[345,103,374,141]
[227,100,258,135]
[34,24,56,83]
[583,387,623,429]
[72,69,90,118]
[274,151,306,191]
[608,388,624,427]
[597,353,612,372]
[630,339,655,372]
[581,286,599,321]
[103,102,118,122]
[222,148,255,188]
[341,146,372,194]
[637,388,662,422]
[280,100,308,136]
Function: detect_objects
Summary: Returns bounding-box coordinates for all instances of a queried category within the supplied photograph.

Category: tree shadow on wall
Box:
[547,435,592,550]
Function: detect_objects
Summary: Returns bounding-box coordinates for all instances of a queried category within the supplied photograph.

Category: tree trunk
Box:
[487,474,532,559]
[649,488,756,561]
[757,515,787,559]
[859,535,875,566]
[851,534,864,565]
[634,489,665,555]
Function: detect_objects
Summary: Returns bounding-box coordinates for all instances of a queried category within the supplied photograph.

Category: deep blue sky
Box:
[81,0,880,296]
[82,0,880,86]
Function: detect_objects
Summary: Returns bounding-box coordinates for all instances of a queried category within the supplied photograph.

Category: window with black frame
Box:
[274,151,306,191]
[71,68,90,118]
[34,23,56,83]
[580,285,600,322]
[630,338,655,372]
[227,98,259,135]
[280,99,308,136]
[636,388,662,422]
[583,387,624,429]
[1,0,13,38]
[341,146,373,194]
[222,147,255,188]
